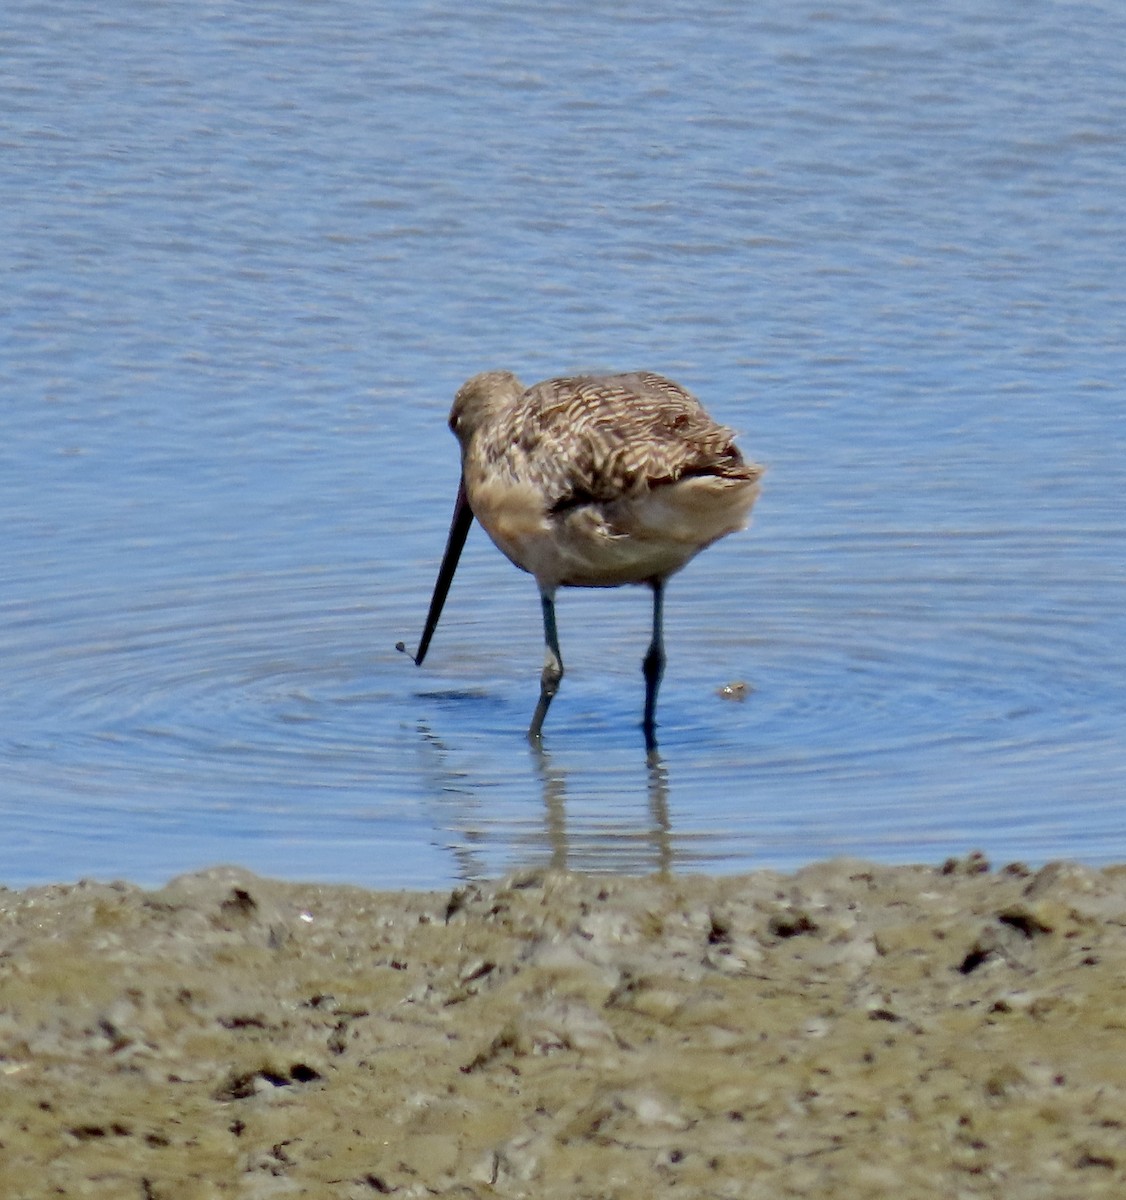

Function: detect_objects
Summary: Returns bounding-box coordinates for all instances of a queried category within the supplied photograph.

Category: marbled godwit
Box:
[399,370,763,748]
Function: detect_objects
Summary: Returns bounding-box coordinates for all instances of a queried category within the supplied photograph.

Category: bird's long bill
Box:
[405,476,473,667]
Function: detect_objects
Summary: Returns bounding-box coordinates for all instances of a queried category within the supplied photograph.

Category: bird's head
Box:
[449,370,526,447]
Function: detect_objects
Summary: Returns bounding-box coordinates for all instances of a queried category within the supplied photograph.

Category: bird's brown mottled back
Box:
[456,371,761,512]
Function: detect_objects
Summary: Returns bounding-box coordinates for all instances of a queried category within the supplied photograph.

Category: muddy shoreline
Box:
[3,855,1126,1197]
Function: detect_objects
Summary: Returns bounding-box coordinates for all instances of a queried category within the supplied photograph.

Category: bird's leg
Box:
[641,579,666,750]
[528,588,563,742]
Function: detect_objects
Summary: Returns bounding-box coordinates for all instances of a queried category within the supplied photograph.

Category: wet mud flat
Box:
[2,856,1126,1198]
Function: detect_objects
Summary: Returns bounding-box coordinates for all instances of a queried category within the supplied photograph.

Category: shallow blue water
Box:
[2,0,1124,888]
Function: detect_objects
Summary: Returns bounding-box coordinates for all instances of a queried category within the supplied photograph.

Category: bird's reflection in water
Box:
[645,748,672,876]
[415,721,673,878]
[413,720,491,882]
[529,742,672,876]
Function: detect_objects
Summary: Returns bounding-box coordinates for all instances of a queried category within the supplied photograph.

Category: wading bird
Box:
[398,370,762,749]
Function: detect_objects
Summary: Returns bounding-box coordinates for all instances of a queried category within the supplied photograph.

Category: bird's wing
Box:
[512,373,757,510]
